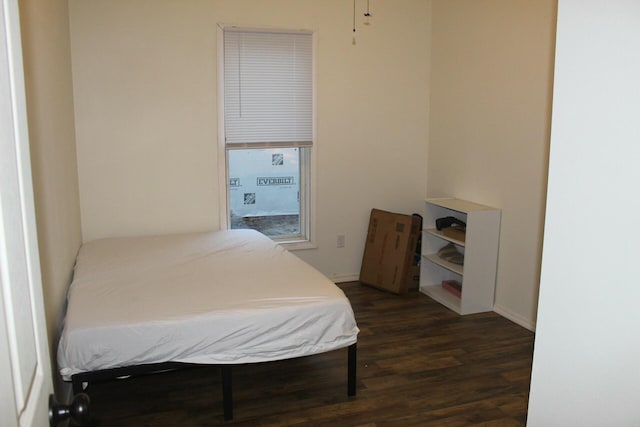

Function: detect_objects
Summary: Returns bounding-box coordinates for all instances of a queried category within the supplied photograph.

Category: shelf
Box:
[423,253,464,276]
[425,228,465,247]
[425,197,495,213]
[420,284,462,314]
[421,197,501,315]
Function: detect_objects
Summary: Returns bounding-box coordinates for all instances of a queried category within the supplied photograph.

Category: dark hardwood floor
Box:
[83,282,534,426]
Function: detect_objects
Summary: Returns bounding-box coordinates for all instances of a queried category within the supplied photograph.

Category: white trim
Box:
[493,304,536,332]
[226,141,313,149]
[280,240,317,251]
[0,0,53,423]
[330,274,360,284]
[216,25,228,229]
[218,23,313,35]
[216,25,317,246]
[307,30,318,247]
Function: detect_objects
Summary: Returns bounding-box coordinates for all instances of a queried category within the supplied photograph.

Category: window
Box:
[220,28,314,244]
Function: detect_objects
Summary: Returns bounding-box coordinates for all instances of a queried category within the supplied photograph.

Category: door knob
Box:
[49,393,90,426]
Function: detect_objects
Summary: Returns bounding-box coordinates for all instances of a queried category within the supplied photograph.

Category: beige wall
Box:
[60,0,554,331]
[18,0,82,389]
[68,0,431,280]
[429,0,556,329]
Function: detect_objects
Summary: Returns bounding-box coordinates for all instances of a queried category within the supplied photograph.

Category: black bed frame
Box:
[71,343,357,421]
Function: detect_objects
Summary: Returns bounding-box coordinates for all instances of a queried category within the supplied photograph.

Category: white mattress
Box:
[58,229,359,381]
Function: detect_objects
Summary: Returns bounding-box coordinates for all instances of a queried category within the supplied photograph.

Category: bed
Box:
[57,229,359,420]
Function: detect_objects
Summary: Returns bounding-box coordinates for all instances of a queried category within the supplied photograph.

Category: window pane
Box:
[228,148,301,238]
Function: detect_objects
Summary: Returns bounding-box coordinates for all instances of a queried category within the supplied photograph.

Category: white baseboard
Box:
[330,274,360,284]
[493,304,536,332]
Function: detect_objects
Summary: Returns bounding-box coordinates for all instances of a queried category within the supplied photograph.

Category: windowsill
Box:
[278,240,317,251]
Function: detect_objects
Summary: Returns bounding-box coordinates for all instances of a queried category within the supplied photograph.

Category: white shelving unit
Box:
[420,198,501,315]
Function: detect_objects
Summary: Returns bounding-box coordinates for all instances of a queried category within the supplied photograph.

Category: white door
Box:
[1,0,54,426]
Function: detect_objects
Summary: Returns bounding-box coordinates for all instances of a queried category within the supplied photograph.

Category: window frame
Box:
[216,25,317,249]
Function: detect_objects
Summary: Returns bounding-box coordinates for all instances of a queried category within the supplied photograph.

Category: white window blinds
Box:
[223,29,313,147]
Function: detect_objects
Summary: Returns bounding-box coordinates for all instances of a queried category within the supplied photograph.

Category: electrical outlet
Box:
[337,234,345,248]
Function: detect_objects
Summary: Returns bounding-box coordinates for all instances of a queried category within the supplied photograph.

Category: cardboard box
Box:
[359,209,422,294]
[408,213,422,291]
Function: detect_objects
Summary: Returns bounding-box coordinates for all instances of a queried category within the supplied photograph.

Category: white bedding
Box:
[58,229,359,381]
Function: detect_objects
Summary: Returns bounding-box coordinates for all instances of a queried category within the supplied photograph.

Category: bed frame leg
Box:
[348,343,357,396]
[222,366,233,421]
[71,377,83,395]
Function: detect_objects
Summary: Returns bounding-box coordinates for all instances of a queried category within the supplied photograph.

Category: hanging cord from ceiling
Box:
[352,0,357,45]
[352,0,373,45]
[364,0,372,26]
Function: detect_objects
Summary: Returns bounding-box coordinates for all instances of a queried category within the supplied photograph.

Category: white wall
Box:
[18,0,82,393]
[67,0,431,281]
[428,0,557,329]
[528,0,640,424]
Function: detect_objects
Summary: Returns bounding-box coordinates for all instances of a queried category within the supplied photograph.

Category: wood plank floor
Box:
[82,282,534,426]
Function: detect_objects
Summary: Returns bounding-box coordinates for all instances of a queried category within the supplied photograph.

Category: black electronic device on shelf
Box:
[435,216,466,231]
